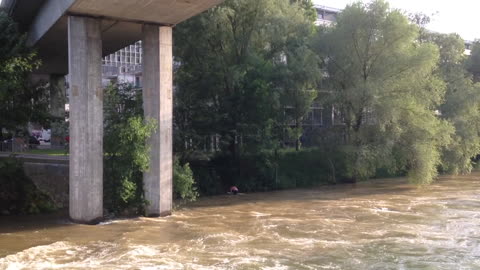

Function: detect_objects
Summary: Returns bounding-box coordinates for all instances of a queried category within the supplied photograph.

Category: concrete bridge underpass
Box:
[1,0,223,224]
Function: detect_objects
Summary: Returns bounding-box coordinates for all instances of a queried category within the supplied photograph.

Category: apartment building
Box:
[102,41,143,87]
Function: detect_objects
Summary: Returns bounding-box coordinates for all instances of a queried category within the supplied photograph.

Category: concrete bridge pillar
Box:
[142,25,173,217]
[67,16,103,224]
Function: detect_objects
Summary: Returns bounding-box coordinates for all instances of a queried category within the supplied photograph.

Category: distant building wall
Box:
[315,5,340,26]
[102,41,143,87]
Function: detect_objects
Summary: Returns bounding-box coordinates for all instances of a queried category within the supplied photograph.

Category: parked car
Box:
[39,129,51,142]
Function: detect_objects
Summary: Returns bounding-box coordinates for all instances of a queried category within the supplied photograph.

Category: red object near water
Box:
[230,186,239,195]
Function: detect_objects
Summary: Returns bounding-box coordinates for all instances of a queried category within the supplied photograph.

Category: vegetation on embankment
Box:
[0,158,56,215]
[174,0,480,189]
[186,147,407,196]
[103,84,199,216]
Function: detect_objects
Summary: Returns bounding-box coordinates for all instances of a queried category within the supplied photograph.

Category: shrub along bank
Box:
[103,84,199,215]
[187,147,400,196]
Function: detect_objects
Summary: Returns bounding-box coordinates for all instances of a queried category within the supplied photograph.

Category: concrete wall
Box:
[22,160,69,209]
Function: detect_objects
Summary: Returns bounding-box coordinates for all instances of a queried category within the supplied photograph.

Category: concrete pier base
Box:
[142,25,173,217]
[68,16,103,224]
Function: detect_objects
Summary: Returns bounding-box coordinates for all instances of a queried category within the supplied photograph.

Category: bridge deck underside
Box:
[6,0,223,74]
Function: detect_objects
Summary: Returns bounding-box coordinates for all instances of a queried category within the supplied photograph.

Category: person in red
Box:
[229,186,239,195]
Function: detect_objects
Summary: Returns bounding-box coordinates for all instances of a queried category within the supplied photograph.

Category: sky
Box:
[0,0,476,40]
[314,0,480,41]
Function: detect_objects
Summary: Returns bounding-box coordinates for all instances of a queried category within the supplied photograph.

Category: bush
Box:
[208,151,277,193]
[104,83,202,214]
[189,148,351,195]
[0,157,55,215]
[188,158,223,196]
[103,84,156,215]
[276,148,338,189]
[173,159,199,202]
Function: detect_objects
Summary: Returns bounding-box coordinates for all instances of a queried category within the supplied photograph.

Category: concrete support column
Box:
[142,25,173,217]
[68,16,103,224]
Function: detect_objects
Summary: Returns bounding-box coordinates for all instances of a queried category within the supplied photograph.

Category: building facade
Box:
[102,41,143,87]
[315,5,340,26]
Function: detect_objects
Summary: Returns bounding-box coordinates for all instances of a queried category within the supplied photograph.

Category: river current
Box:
[1,173,480,269]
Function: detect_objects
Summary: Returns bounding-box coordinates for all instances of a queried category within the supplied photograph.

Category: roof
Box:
[314,5,342,13]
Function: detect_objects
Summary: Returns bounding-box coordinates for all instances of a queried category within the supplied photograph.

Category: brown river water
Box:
[1,173,480,269]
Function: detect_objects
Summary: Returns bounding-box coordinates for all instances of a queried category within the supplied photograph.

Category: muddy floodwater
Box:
[1,173,480,269]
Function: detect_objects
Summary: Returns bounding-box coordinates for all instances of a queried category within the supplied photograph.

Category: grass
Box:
[23,148,68,156]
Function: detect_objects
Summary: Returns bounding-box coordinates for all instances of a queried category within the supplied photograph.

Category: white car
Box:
[40,129,51,142]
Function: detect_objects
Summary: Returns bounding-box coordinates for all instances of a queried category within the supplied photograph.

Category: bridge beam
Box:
[68,16,103,224]
[142,25,173,217]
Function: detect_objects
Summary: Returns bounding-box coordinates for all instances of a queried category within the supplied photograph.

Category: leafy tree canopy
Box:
[466,41,480,83]
[0,11,45,135]
[174,0,320,156]
[313,0,453,184]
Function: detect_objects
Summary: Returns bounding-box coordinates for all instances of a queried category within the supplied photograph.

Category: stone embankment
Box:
[0,153,69,208]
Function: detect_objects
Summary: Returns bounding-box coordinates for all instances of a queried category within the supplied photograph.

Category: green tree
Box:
[174,0,319,156]
[290,0,317,22]
[466,41,480,83]
[0,11,45,138]
[173,159,199,202]
[421,33,480,174]
[103,83,200,214]
[279,46,319,150]
[103,84,156,214]
[313,0,452,184]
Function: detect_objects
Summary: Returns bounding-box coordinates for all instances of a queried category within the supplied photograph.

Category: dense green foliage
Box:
[173,159,199,202]
[102,0,480,211]
[103,84,200,214]
[189,148,357,195]
[0,157,55,215]
[174,0,480,191]
[0,11,47,138]
[421,33,480,175]
[467,41,480,83]
[103,84,156,215]
[311,1,474,184]
[174,0,319,156]
[0,12,60,216]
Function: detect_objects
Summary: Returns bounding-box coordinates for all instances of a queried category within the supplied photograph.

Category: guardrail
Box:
[0,141,57,153]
